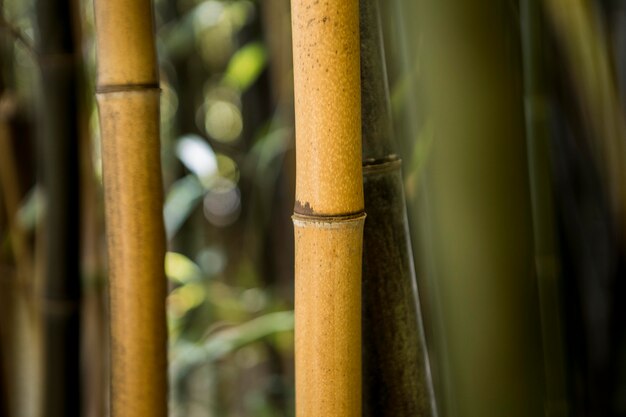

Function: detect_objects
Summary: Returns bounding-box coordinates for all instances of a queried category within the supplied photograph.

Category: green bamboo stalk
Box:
[520,1,569,416]
[35,1,81,415]
[359,1,437,415]
[412,1,546,415]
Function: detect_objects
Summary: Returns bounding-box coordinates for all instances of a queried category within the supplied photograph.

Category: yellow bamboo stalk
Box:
[291,1,364,416]
[93,1,167,416]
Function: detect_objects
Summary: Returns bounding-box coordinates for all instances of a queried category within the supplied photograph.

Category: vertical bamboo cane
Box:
[35,0,82,415]
[291,1,364,416]
[521,1,568,415]
[359,0,437,415]
[543,0,626,249]
[93,1,167,416]
[0,6,43,417]
[413,1,546,415]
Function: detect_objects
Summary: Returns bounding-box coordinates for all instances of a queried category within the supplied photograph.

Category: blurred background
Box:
[0,0,626,416]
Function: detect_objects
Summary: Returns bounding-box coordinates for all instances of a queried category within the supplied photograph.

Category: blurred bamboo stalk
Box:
[93,0,168,415]
[77,20,108,417]
[413,1,546,415]
[35,0,82,415]
[0,97,31,282]
[291,0,364,415]
[0,0,32,288]
[0,4,41,417]
[543,0,626,242]
[359,0,437,415]
[520,1,569,416]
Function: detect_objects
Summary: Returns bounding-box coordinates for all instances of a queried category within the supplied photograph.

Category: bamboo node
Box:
[362,155,402,175]
[294,200,366,219]
[292,212,365,228]
[96,83,160,94]
[294,199,316,216]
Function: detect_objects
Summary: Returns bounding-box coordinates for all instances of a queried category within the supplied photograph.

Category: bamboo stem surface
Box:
[93,1,167,416]
[291,0,364,416]
[521,1,568,415]
[292,0,363,216]
[359,0,437,415]
[414,2,545,415]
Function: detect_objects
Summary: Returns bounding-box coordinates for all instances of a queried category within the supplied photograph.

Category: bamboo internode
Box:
[292,0,363,217]
[93,0,167,416]
[293,214,364,416]
[94,0,158,89]
[291,0,364,416]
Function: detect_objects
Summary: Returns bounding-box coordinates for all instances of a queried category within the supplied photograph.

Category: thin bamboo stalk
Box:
[0,0,32,288]
[0,100,31,282]
[93,1,167,416]
[520,1,568,415]
[291,0,364,416]
[35,0,82,415]
[0,5,42,417]
[76,9,108,415]
[359,0,437,415]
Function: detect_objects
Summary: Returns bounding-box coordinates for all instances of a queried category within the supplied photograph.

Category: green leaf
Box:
[202,310,294,361]
[165,252,203,284]
[163,175,205,240]
[170,310,294,371]
[223,41,267,91]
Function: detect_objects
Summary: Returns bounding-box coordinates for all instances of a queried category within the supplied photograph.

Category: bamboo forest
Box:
[1,0,626,416]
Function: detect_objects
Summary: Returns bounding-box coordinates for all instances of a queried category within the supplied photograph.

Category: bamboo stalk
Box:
[35,0,82,415]
[359,0,437,415]
[542,0,626,245]
[76,8,108,415]
[0,0,32,289]
[0,6,42,416]
[520,1,568,415]
[413,1,546,415]
[291,0,364,415]
[0,98,31,283]
[93,1,167,416]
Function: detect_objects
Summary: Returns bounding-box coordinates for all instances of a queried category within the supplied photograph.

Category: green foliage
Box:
[223,41,268,92]
[164,175,205,240]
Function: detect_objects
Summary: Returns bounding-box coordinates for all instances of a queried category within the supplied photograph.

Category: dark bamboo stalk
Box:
[35,0,81,415]
[542,1,626,413]
[542,0,626,240]
[359,1,437,416]
[0,6,13,416]
[520,1,568,415]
